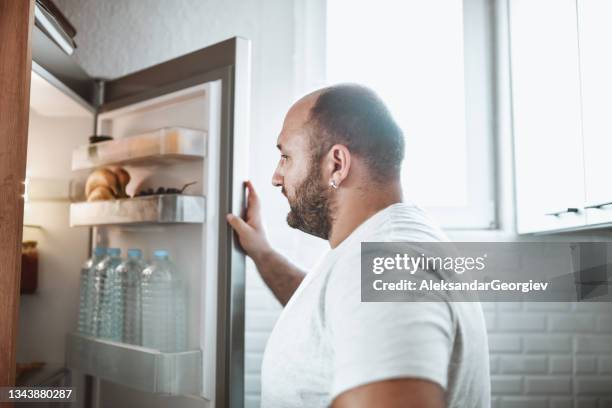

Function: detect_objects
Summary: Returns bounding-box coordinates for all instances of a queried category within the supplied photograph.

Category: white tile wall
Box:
[487,302,612,407]
[245,271,281,406]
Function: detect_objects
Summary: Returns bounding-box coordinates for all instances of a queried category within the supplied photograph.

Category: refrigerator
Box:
[17,6,250,408]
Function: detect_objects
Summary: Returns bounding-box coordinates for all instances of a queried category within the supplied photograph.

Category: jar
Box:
[21,241,38,294]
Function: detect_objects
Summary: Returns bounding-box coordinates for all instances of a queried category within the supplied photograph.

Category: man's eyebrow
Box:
[276,144,282,151]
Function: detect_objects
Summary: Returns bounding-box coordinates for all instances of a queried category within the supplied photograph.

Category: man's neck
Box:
[328,184,403,249]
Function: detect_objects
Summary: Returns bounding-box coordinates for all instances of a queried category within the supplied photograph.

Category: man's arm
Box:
[226,181,305,306]
[250,249,305,306]
[332,378,445,408]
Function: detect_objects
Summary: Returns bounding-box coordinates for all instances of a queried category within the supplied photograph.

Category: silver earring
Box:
[330,179,338,189]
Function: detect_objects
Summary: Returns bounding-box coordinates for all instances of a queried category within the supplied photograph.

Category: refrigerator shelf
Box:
[72,127,206,171]
[70,194,205,226]
[65,333,202,396]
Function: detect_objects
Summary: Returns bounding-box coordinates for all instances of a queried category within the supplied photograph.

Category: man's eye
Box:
[280,155,288,160]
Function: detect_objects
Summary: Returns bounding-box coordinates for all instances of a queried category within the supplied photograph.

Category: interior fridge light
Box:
[23,178,29,202]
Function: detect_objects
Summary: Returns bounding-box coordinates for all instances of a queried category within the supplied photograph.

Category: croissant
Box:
[85,168,119,197]
[113,167,130,198]
[87,185,114,201]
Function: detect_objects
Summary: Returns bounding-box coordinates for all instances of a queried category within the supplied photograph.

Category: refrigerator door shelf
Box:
[69,194,205,227]
[66,332,202,396]
[72,127,206,171]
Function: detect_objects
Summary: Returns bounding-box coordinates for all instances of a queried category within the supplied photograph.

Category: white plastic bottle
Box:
[92,247,122,340]
[141,250,187,352]
[77,247,106,335]
[115,249,146,345]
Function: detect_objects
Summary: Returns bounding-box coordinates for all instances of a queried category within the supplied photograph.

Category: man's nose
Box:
[271,168,283,187]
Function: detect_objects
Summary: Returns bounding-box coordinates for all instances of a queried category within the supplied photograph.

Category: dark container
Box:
[21,241,38,294]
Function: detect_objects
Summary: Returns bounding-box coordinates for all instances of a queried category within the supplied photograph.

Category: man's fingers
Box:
[245,181,260,207]
[226,213,250,234]
[245,180,257,197]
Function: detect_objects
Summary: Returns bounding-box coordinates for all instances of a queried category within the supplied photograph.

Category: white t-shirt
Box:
[260,202,491,407]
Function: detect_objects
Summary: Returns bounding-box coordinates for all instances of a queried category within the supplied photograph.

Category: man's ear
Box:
[327,144,351,188]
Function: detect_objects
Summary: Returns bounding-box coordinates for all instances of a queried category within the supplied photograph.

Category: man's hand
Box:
[226,180,305,305]
[226,181,273,263]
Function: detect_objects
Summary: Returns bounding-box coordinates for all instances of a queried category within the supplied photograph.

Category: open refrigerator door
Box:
[20,33,250,408]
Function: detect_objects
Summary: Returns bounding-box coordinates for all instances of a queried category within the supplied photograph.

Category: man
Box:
[226,84,490,407]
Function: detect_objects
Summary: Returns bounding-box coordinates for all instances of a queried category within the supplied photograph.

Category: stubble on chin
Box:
[285,164,333,240]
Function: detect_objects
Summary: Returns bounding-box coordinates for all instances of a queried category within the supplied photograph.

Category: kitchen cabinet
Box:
[0,0,33,389]
[2,2,250,407]
[510,0,586,233]
[510,0,612,234]
[577,0,612,226]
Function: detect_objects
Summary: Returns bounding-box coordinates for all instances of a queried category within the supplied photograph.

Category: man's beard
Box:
[285,160,333,240]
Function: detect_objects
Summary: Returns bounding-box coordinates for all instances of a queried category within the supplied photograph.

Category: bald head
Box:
[272,84,404,240]
[281,89,323,134]
[299,84,405,182]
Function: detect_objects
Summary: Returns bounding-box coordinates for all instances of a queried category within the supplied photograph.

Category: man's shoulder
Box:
[325,204,448,276]
[383,202,450,242]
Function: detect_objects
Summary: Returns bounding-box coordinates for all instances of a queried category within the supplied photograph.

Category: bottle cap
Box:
[108,248,121,257]
[94,247,106,257]
[153,250,169,258]
[127,249,142,258]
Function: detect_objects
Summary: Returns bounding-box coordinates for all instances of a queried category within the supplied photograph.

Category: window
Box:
[321,0,496,229]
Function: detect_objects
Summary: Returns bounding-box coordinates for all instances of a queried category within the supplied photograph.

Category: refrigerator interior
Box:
[19,69,93,406]
[19,68,223,407]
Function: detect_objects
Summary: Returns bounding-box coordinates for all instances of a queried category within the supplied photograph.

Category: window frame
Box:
[293,0,500,230]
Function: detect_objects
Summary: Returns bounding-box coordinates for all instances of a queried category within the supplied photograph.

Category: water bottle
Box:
[141,250,187,352]
[77,247,106,335]
[92,247,122,340]
[115,249,146,345]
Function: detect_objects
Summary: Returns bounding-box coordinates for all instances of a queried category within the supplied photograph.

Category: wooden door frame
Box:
[0,0,35,388]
